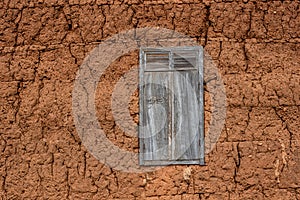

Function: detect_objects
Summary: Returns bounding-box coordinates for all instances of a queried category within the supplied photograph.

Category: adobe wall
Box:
[1,0,299,199]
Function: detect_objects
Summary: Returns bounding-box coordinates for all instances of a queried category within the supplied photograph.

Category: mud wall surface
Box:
[1,0,300,199]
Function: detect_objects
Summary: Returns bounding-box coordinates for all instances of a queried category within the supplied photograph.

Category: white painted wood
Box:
[139,46,205,166]
[143,72,170,161]
[173,71,200,160]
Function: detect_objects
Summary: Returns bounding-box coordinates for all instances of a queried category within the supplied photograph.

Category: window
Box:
[139,46,205,166]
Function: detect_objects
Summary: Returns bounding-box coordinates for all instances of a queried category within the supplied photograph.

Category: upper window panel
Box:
[145,50,169,71]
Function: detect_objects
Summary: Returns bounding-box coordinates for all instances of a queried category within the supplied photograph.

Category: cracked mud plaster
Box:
[0,0,300,199]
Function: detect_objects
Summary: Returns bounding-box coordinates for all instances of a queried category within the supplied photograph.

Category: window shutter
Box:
[139,47,204,166]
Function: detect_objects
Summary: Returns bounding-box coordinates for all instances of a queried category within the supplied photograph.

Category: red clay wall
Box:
[1,0,300,199]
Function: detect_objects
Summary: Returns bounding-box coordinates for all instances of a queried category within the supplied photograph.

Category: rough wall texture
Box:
[1,0,300,199]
